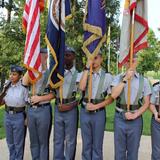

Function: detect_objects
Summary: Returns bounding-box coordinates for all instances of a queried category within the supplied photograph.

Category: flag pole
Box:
[32,83,36,96]
[127,8,135,111]
[59,0,63,105]
[107,25,111,72]
[88,63,93,103]
[116,52,119,74]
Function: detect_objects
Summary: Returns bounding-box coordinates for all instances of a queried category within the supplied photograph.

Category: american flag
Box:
[22,0,44,82]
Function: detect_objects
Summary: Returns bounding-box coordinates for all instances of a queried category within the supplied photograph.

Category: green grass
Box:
[0,102,153,139]
[106,102,115,132]
[142,110,152,135]
[105,102,152,135]
[0,107,6,139]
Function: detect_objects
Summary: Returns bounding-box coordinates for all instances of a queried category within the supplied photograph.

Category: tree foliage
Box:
[0,0,26,89]
[137,29,160,74]
[0,0,48,88]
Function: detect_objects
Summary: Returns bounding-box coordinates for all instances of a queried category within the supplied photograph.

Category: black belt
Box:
[116,103,140,111]
[81,104,104,113]
[30,103,50,109]
[83,98,104,104]
[5,106,25,114]
[55,97,76,104]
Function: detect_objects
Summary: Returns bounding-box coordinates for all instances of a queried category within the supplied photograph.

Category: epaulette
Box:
[20,79,28,88]
[153,81,160,87]
[21,84,28,88]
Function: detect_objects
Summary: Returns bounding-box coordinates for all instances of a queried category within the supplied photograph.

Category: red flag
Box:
[22,0,44,82]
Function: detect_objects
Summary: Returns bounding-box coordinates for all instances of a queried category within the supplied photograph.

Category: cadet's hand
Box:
[86,103,97,111]
[124,69,135,81]
[154,112,160,123]
[30,95,41,104]
[86,57,93,68]
[125,111,138,120]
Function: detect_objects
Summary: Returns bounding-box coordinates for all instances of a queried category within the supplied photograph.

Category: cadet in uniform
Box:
[111,56,151,160]
[150,81,160,160]
[79,51,113,160]
[0,65,28,160]
[23,48,53,160]
[53,46,79,160]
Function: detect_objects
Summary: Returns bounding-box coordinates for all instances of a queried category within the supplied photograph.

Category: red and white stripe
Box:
[22,0,29,31]
[23,0,42,82]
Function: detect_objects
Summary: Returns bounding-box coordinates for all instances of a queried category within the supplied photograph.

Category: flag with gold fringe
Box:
[82,0,106,58]
[45,0,71,88]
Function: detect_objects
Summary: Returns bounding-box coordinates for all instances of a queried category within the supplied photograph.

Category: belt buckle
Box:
[94,110,97,113]
[32,105,38,109]
[88,109,97,113]
[8,110,14,114]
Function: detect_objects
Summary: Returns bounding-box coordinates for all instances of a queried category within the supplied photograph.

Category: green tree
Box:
[137,29,160,74]
[0,0,48,89]
[0,0,25,89]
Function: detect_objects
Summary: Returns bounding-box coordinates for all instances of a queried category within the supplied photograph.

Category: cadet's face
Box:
[125,58,138,69]
[64,52,75,65]
[9,72,21,84]
[92,55,103,68]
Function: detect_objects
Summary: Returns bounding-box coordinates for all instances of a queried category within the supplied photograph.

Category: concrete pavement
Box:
[0,129,151,160]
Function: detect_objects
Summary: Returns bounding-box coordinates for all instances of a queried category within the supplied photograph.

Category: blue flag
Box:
[65,0,71,19]
[45,0,71,88]
[82,0,106,58]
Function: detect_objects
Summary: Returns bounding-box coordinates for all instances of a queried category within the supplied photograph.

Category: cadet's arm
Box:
[111,82,126,99]
[136,95,150,117]
[0,100,5,106]
[31,92,55,104]
[38,93,55,102]
[22,71,30,86]
[87,95,114,110]
[111,69,135,99]
[79,70,89,91]
[0,94,5,106]
[79,58,93,91]
[96,96,114,109]
[149,103,157,116]
[0,81,11,106]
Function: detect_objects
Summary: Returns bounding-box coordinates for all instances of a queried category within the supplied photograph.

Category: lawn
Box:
[0,107,5,139]
[0,102,152,139]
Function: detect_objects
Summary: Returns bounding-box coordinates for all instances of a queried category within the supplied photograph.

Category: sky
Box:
[120,0,160,39]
